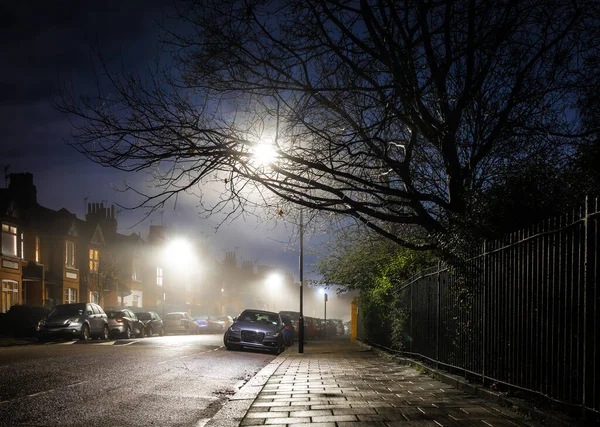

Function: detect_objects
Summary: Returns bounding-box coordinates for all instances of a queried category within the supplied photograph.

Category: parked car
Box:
[136,311,164,337]
[217,315,234,329]
[279,311,300,333]
[193,315,223,333]
[224,309,286,354]
[164,312,200,335]
[36,303,109,341]
[105,309,144,339]
[344,320,351,335]
[280,313,295,346]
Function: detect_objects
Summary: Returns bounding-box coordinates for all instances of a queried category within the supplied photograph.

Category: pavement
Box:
[205,336,577,427]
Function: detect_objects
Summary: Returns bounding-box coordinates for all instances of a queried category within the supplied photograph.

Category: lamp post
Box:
[299,208,304,354]
[324,292,328,338]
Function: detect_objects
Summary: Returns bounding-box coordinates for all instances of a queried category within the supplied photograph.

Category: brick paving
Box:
[240,339,541,427]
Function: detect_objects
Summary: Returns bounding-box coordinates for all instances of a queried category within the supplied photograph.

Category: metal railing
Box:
[373,196,600,416]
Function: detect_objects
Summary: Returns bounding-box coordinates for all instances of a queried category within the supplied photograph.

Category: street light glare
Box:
[164,238,195,270]
[266,272,283,289]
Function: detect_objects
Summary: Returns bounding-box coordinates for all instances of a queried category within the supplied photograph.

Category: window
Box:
[65,241,76,268]
[132,259,140,281]
[132,295,139,308]
[91,305,100,315]
[156,267,163,286]
[64,288,77,304]
[1,224,17,257]
[20,233,24,259]
[89,249,99,273]
[1,280,18,313]
[90,291,99,304]
[35,235,40,262]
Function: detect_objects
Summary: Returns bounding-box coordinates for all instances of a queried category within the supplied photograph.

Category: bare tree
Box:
[83,252,121,307]
[56,0,600,255]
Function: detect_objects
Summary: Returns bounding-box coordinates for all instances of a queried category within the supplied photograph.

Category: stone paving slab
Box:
[239,339,542,427]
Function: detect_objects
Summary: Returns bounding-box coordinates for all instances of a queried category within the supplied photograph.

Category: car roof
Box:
[240,308,279,316]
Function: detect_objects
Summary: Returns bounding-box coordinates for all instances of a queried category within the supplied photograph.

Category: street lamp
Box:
[248,140,304,353]
[319,288,328,338]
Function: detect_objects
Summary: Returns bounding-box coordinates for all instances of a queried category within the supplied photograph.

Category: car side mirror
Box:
[232,317,237,321]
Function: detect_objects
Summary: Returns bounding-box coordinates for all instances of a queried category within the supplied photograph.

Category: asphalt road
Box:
[0,334,277,427]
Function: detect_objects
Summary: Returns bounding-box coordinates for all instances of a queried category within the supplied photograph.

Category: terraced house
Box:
[0,173,153,312]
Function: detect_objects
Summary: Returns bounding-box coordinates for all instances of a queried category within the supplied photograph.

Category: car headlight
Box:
[36,320,46,331]
[265,332,279,337]
[66,317,80,325]
[230,326,240,332]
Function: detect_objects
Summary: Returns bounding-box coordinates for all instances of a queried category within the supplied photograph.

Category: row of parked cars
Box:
[35,303,235,342]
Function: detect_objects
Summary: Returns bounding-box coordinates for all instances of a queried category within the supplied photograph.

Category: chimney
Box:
[8,173,37,208]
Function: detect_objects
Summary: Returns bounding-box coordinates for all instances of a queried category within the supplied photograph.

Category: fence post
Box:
[582,195,593,417]
[482,240,487,385]
[436,261,441,369]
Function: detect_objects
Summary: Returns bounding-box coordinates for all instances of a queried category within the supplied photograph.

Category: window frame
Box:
[89,248,99,273]
[65,241,76,268]
[64,287,78,304]
[1,280,19,313]
[1,223,18,258]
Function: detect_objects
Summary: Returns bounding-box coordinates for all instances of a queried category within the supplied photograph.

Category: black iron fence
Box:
[372,196,600,416]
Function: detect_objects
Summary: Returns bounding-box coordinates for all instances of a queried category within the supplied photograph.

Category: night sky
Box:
[0,1,337,312]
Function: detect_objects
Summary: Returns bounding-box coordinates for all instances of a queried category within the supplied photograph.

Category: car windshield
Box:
[166,314,183,320]
[49,304,85,317]
[106,311,125,319]
[239,311,279,325]
[136,313,151,320]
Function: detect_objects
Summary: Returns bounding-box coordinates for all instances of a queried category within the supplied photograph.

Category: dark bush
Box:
[0,305,49,338]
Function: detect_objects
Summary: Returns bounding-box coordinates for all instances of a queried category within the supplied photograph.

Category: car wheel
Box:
[137,326,144,338]
[80,324,90,341]
[100,325,109,340]
[159,327,164,336]
[124,326,131,339]
[147,327,153,337]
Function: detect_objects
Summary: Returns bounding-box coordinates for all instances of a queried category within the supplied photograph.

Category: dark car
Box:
[106,309,145,339]
[280,313,295,346]
[224,309,285,354]
[193,315,223,333]
[36,303,109,341]
[136,311,164,337]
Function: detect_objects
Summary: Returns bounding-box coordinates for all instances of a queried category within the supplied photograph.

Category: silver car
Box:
[36,303,109,341]
[106,309,145,339]
[224,309,285,354]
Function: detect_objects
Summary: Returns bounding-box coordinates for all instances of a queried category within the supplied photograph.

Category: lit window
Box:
[65,241,76,268]
[132,259,140,281]
[20,233,24,259]
[1,280,18,313]
[89,249,99,272]
[65,288,77,304]
[1,224,18,257]
[90,291,99,304]
[35,236,40,262]
[132,295,139,307]
[156,267,163,286]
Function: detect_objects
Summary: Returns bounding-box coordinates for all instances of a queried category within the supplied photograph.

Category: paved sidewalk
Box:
[208,337,543,427]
